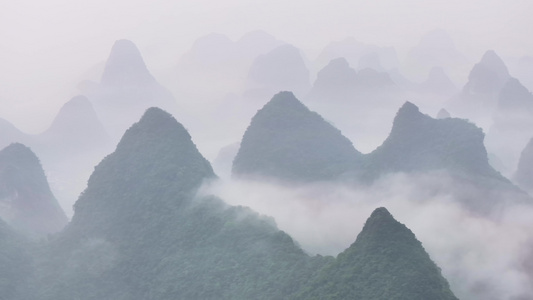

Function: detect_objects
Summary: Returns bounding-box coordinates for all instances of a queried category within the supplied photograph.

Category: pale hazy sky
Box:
[1,0,532,131]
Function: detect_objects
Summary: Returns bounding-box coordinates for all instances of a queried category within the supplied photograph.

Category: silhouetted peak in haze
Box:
[420,66,457,95]
[480,50,509,73]
[394,101,423,123]
[307,57,357,101]
[247,44,310,96]
[101,39,156,86]
[0,143,67,236]
[497,78,533,111]
[47,95,99,129]
[314,57,357,90]
[0,118,28,150]
[295,207,459,300]
[44,106,317,300]
[437,108,451,119]
[44,95,110,147]
[366,101,500,179]
[88,39,178,141]
[514,138,533,192]
[233,91,361,182]
[464,50,510,95]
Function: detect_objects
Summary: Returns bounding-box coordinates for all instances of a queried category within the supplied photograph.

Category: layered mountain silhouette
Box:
[34,107,320,300]
[84,39,178,141]
[447,50,511,130]
[305,57,404,153]
[0,96,109,158]
[175,31,283,98]
[485,78,533,174]
[419,66,458,96]
[496,78,533,112]
[246,44,311,98]
[0,96,112,217]
[37,95,111,156]
[36,96,114,217]
[295,207,458,300]
[212,142,240,178]
[464,50,510,96]
[1,107,460,299]
[307,57,397,105]
[514,138,533,192]
[309,57,358,100]
[236,94,505,184]
[364,102,528,211]
[405,29,468,81]
[0,118,30,151]
[315,37,399,73]
[365,101,497,178]
[232,91,362,182]
[69,107,215,234]
[0,143,67,236]
[234,94,524,211]
[100,40,157,87]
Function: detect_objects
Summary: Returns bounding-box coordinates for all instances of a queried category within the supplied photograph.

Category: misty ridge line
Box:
[0,106,460,299]
[0,27,528,294]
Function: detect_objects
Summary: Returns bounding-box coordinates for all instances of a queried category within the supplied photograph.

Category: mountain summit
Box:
[70,107,215,234]
[101,39,156,87]
[312,57,357,95]
[463,50,510,95]
[247,44,311,97]
[86,39,178,141]
[38,107,317,299]
[295,207,459,300]
[40,95,110,154]
[365,101,497,178]
[232,91,362,182]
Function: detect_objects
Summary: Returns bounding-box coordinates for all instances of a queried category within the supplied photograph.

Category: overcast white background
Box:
[1,0,532,132]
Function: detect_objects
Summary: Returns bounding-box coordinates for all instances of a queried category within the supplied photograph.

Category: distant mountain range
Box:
[83,39,178,141]
[233,92,527,212]
[235,92,506,182]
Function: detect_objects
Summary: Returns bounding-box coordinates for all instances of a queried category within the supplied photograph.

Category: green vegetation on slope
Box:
[6,107,458,300]
[233,91,362,182]
[295,207,458,300]
[0,143,68,236]
[365,101,503,180]
[34,107,324,300]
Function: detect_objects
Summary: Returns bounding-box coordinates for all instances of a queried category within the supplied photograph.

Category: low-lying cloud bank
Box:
[199,171,533,300]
